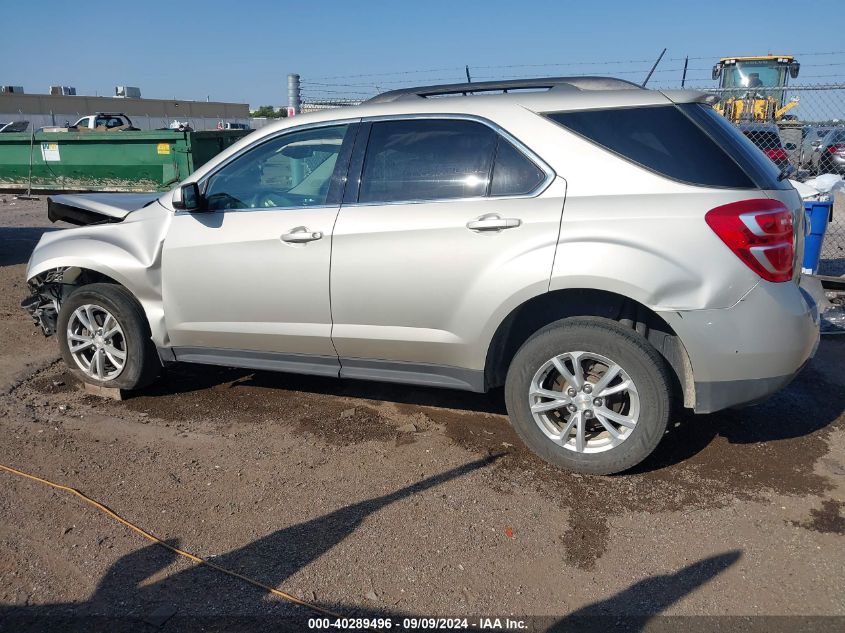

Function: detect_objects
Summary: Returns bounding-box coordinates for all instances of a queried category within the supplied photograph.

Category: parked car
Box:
[23,77,819,475]
[808,128,845,175]
[738,123,793,173]
[799,126,835,169]
[0,121,29,133]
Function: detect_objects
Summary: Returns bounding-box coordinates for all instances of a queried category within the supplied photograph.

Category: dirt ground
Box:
[0,196,844,632]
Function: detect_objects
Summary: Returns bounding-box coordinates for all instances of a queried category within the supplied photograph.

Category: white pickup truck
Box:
[71,113,138,131]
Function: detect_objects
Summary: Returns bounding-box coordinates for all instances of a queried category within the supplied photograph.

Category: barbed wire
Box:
[307,50,845,82]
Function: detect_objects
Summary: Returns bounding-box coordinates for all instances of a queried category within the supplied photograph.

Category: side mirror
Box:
[789,61,800,79]
[172,182,204,212]
[784,142,797,151]
[711,65,721,81]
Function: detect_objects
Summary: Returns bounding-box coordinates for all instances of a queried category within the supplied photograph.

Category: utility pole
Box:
[287,73,301,116]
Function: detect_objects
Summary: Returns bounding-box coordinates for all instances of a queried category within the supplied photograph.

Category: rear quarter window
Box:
[545,105,757,189]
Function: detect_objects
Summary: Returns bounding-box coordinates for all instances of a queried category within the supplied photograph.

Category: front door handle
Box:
[281,227,323,243]
[466,214,522,232]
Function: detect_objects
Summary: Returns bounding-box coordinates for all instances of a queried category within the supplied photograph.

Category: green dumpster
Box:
[0,129,250,192]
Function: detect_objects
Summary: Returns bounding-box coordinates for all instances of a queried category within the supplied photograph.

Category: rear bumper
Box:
[661,279,820,413]
[692,361,810,414]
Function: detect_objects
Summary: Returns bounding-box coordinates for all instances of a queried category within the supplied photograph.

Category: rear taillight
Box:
[827,144,845,155]
[705,199,794,283]
[765,147,788,162]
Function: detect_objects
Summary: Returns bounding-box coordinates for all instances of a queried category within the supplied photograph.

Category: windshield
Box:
[721,60,787,90]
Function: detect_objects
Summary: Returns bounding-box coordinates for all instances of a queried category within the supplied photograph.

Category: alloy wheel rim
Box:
[528,351,639,454]
[66,304,127,381]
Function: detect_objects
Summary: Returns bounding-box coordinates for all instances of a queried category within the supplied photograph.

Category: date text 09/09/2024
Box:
[308,617,528,630]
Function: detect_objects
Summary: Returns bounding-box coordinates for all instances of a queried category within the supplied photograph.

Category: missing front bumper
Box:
[21,285,60,337]
[21,270,62,336]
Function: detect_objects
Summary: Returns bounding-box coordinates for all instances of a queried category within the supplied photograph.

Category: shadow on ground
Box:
[0,457,742,633]
[77,340,842,572]
[547,551,741,632]
[0,226,58,267]
[0,457,497,631]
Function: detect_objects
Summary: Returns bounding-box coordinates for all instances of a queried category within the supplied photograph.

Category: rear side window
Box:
[359,119,497,203]
[490,139,546,196]
[546,105,755,189]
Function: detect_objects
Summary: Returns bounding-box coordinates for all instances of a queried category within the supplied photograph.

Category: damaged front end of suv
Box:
[23,192,171,347]
[22,267,114,336]
[21,267,69,336]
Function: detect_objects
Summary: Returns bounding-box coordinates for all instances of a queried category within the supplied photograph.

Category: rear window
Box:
[681,104,790,190]
[546,105,755,189]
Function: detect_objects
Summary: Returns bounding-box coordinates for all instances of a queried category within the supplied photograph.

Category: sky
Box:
[2,0,844,108]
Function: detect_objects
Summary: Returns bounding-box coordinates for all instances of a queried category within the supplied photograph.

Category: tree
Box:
[250,105,287,118]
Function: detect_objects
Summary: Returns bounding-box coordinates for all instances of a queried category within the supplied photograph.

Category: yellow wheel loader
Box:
[712,55,801,123]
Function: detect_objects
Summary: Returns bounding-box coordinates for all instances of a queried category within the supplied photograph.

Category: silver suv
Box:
[23,77,820,474]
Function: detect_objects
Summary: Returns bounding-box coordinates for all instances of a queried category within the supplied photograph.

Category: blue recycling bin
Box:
[803,200,833,275]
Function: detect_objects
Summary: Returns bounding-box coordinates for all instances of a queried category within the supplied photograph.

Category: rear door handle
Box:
[281,228,323,243]
[466,214,521,232]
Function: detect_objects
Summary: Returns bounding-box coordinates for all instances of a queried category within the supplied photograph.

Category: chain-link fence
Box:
[688,85,845,276]
[299,81,845,276]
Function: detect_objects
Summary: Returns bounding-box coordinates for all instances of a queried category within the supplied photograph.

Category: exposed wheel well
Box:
[484,289,695,408]
[28,266,154,340]
[66,267,122,287]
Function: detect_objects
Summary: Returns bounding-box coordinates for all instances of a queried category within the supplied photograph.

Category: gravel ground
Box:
[0,196,843,632]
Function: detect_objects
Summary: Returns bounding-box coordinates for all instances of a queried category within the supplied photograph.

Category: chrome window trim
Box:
[345,113,556,207]
[174,118,362,215]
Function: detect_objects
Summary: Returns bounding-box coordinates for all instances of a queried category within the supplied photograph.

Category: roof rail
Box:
[366,76,643,104]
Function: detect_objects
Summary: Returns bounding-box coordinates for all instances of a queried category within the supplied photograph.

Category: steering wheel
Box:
[254,191,319,208]
[254,191,299,208]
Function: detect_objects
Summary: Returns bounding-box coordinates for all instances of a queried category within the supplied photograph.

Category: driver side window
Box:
[203,124,350,211]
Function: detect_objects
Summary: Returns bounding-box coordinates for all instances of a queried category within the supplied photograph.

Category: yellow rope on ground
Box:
[0,462,340,618]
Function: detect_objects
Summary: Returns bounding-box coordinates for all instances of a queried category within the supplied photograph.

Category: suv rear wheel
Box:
[505,317,671,475]
[57,283,160,391]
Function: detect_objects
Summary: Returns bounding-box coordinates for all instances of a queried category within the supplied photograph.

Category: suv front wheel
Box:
[57,283,160,391]
[505,317,671,475]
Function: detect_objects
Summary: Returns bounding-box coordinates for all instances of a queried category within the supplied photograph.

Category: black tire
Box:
[57,283,160,390]
[504,317,672,475]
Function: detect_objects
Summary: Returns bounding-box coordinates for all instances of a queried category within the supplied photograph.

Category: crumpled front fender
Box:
[26,203,171,346]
